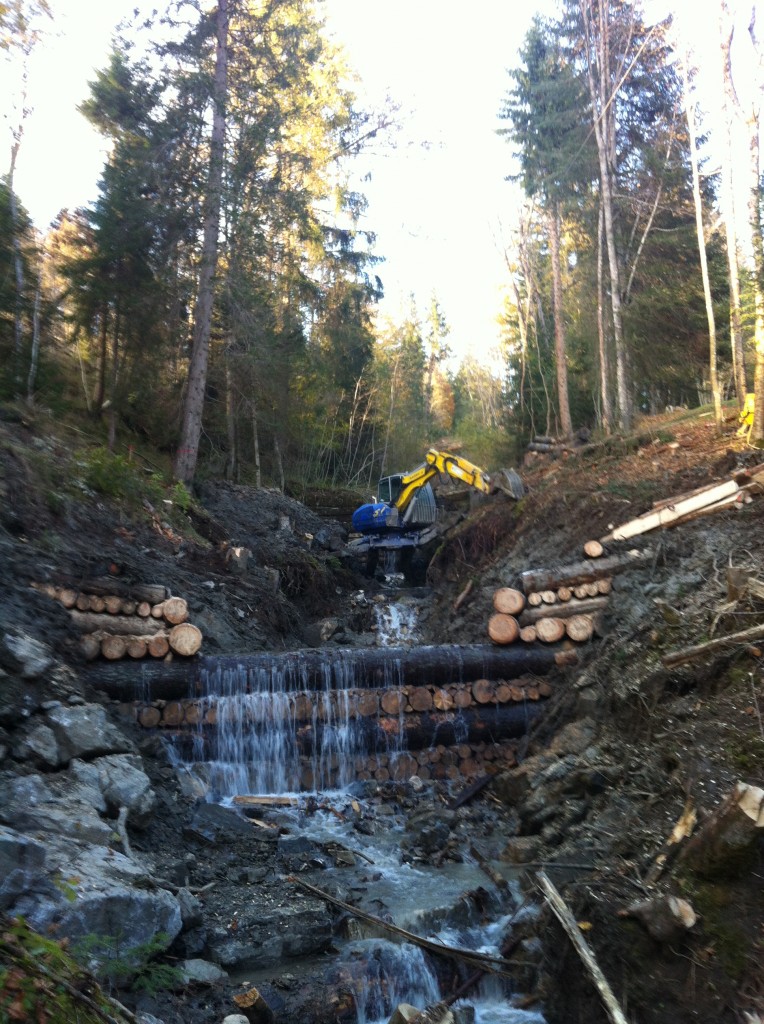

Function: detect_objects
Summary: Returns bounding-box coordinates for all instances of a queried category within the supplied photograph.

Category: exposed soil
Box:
[1,403,763,1024]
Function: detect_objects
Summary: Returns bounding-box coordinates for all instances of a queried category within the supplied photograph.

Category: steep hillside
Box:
[0,402,762,1024]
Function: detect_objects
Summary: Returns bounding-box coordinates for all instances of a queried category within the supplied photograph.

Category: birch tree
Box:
[682,55,723,429]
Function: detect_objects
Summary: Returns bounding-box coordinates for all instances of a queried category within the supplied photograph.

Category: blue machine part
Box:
[351,502,399,533]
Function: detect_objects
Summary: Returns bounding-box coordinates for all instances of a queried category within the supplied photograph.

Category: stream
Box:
[171,594,548,1024]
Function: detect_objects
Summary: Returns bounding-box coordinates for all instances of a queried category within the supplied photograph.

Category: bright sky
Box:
[3,0,552,367]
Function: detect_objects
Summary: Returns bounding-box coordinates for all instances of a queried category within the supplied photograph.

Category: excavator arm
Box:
[393,449,493,520]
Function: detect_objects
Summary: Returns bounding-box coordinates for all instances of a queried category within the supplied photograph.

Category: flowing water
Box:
[169,597,547,1024]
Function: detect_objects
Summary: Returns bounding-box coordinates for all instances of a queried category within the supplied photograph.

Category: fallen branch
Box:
[662,622,764,668]
[288,876,521,978]
[536,871,629,1024]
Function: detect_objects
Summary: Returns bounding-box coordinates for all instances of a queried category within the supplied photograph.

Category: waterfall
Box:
[174,655,411,799]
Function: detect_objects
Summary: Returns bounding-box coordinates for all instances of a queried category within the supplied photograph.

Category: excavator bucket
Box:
[492,468,525,500]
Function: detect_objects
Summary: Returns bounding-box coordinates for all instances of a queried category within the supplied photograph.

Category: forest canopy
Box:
[2,0,763,492]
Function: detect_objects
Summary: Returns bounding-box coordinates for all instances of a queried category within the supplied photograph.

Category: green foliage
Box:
[79,447,142,499]
[170,480,192,512]
[0,915,133,1023]
[73,930,182,995]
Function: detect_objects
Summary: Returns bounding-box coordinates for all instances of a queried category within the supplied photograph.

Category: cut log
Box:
[161,596,189,625]
[433,688,454,711]
[126,637,147,659]
[565,615,594,642]
[168,622,203,657]
[492,587,525,615]
[519,596,608,627]
[472,679,495,704]
[596,578,612,595]
[75,593,90,611]
[557,586,572,602]
[101,635,128,660]
[191,705,547,757]
[120,599,137,616]
[89,595,106,614]
[677,782,764,877]
[527,592,544,607]
[136,602,152,617]
[138,706,162,728]
[56,576,169,604]
[573,585,588,599]
[540,590,557,605]
[104,595,123,615]
[232,795,299,807]
[487,613,519,645]
[584,540,604,558]
[151,602,165,619]
[147,634,170,658]
[662,622,764,668]
[601,479,740,542]
[535,618,566,643]
[58,587,78,609]
[520,548,653,593]
[519,625,537,643]
[69,610,166,637]
[86,643,579,702]
[381,690,405,715]
[409,686,433,712]
[233,985,275,1024]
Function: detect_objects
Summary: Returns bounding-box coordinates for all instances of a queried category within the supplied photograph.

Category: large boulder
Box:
[0,826,48,910]
[90,754,157,828]
[45,703,134,762]
[0,631,54,679]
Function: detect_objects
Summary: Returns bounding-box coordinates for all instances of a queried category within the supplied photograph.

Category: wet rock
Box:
[177,886,204,930]
[0,630,54,678]
[206,896,333,971]
[0,826,48,910]
[501,835,541,864]
[405,808,456,855]
[15,721,60,766]
[45,703,134,762]
[181,958,228,985]
[185,802,254,844]
[90,753,157,828]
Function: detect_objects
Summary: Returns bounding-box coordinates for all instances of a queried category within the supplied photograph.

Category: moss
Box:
[684,882,752,980]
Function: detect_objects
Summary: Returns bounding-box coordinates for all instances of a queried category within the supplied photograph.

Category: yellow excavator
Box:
[350,448,524,575]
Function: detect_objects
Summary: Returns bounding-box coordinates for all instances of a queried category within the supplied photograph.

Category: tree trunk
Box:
[520,548,652,593]
[683,56,723,429]
[582,0,632,431]
[549,200,573,436]
[720,1,746,406]
[596,200,613,433]
[86,643,578,701]
[26,271,42,404]
[174,0,229,484]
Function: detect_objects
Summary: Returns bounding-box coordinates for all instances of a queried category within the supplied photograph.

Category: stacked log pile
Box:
[32,578,203,660]
[122,677,553,731]
[486,544,653,647]
[122,676,553,785]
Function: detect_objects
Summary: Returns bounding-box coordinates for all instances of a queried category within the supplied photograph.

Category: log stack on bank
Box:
[31,578,203,660]
[484,541,647,647]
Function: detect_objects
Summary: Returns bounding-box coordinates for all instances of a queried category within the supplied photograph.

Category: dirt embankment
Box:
[0,405,762,1024]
